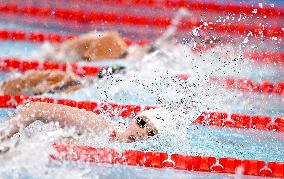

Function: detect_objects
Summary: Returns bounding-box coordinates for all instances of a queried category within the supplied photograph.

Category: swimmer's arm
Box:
[2,102,114,138]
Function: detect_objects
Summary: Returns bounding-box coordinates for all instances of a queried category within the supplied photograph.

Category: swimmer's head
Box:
[115,107,174,143]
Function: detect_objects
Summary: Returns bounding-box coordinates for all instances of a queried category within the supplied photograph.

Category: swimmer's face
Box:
[116,116,158,143]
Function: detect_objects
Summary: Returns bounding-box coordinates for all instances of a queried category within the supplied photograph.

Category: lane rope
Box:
[0,4,282,38]
[67,0,284,19]
[0,58,283,96]
[0,95,283,132]
[0,28,148,46]
[7,0,284,19]
[50,143,284,178]
[209,76,284,96]
[0,58,103,77]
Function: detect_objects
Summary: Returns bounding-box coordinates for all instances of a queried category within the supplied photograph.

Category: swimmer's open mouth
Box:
[147,130,156,136]
[127,130,157,143]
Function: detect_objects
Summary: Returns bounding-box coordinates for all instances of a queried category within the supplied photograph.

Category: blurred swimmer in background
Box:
[0,65,124,96]
[41,8,191,62]
[41,31,149,62]
[0,29,148,95]
[1,70,81,96]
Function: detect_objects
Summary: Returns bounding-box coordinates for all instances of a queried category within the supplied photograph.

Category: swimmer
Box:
[0,102,173,144]
[0,70,81,96]
[42,31,147,62]
[42,9,192,62]
[0,65,125,96]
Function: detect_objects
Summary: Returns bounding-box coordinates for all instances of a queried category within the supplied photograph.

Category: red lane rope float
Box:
[9,0,284,19]
[192,111,284,132]
[50,143,284,178]
[0,95,283,132]
[178,75,284,96]
[80,0,284,19]
[209,76,284,96]
[0,58,103,77]
[0,29,76,43]
[244,50,284,64]
[0,58,283,96]
[0,4,282,38]
[0,28,146,46]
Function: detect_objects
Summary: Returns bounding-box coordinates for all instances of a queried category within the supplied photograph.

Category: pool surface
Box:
[0,0,283,178]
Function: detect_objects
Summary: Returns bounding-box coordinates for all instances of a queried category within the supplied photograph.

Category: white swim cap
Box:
[135,107,175,134]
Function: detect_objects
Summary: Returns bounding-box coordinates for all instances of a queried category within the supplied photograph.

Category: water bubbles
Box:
[191,30,197,38]
[243,37,249,44]
[271,36,278,41]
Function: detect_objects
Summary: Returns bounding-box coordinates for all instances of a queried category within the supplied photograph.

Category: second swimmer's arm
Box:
[1,102,114,138]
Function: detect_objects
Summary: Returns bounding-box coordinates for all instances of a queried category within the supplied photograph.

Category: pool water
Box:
[0,5,283,179]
